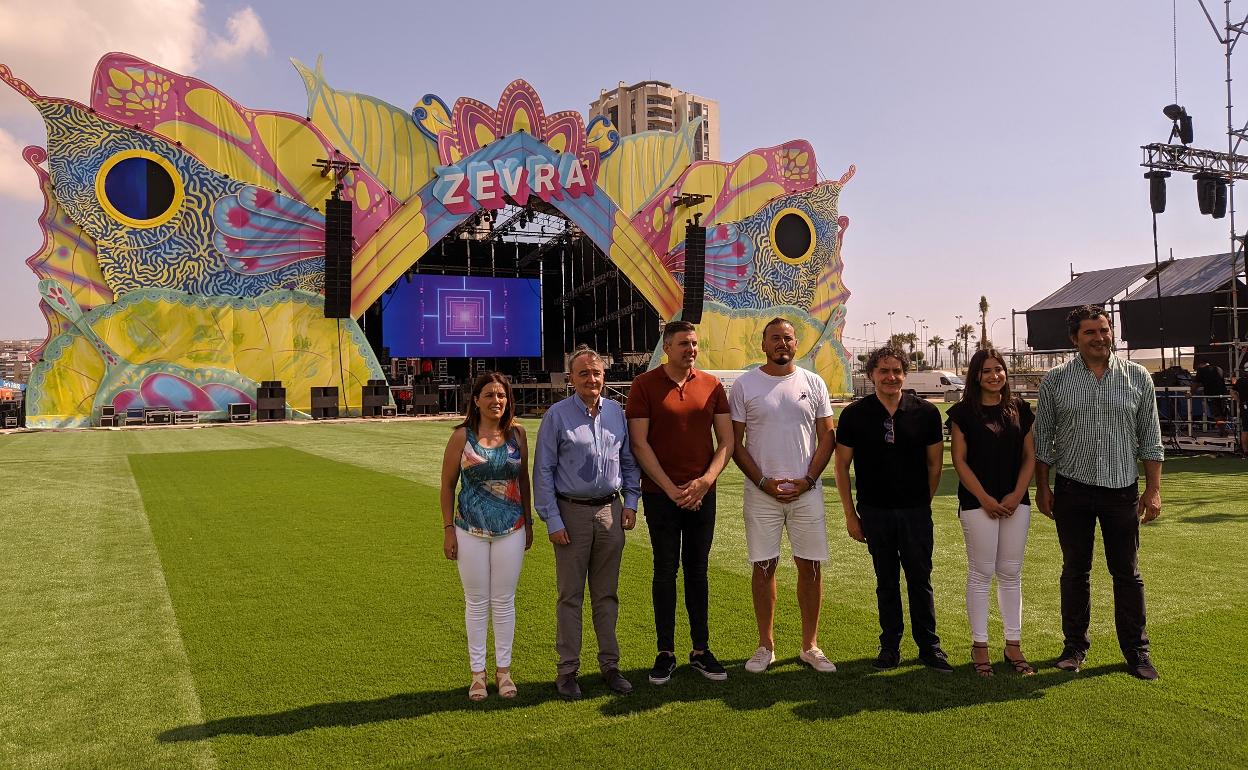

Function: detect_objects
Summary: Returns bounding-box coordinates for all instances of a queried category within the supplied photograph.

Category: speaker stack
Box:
[683,221,706,324]
[99,404,116,428]
[361,379,389,417]
[323,197,353,319]
[311,386,339,420]
[256,380,286,422]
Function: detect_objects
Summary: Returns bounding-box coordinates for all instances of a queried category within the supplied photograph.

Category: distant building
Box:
[0,339,39,384]
[589,81,720,161]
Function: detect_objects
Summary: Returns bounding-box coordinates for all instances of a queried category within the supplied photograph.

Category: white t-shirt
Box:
[729,366,833,479]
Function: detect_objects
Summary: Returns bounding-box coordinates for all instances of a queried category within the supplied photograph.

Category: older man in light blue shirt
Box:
[534,347,640,700]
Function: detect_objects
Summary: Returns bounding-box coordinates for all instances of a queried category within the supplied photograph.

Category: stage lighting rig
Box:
[1163,104,1194,145]
[313,157,361,197]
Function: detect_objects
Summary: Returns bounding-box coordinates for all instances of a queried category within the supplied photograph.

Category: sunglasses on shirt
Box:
[884,416,895,445]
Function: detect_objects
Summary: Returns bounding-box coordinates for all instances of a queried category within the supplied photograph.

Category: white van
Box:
[903,370,965,398]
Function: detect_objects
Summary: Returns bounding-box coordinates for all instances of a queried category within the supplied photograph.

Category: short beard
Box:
[770,353,792,365]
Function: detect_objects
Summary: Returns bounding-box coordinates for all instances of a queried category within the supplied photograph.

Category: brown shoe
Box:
[602,668,633,694]
[555,671,582,700]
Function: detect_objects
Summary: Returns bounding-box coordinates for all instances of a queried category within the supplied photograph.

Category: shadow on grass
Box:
[158,656,1123,742]
[1172,510,1248,524]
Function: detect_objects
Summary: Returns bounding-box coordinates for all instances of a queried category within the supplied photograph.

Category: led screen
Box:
[382,275,542,357]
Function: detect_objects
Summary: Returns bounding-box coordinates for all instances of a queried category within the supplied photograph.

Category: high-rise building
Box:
[589,81,720,161]
[0,339,39,384]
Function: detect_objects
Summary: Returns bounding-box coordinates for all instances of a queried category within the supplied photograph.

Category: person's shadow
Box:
[158,655,1120,742]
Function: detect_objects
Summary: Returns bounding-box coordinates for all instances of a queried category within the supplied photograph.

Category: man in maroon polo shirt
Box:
[627,320,734,685]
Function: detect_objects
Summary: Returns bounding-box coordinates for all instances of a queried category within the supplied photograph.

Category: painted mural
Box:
[3,53,853,428]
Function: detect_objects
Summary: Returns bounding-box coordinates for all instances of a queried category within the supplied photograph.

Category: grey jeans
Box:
[553,497,624,675]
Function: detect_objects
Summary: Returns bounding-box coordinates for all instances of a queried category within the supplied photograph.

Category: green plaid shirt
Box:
[1034,355,1164,488]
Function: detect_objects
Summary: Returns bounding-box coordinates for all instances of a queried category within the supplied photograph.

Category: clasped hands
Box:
[978,490,1026,519]
[758,476,813,504]
[667,476,712,510]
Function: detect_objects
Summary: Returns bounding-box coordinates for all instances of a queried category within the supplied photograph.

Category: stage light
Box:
[1163,104,1194,145]
[1145,170,1170,214]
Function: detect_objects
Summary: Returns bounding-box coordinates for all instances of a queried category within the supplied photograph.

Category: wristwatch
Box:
[804,475,817,489]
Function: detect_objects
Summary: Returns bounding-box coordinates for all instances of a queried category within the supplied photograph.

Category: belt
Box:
[556,491,620,506]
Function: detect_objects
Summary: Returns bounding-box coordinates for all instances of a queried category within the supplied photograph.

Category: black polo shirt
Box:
[837,392,943,508]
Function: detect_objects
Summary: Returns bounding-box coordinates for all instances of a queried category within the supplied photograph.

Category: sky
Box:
[0,0,1243,356]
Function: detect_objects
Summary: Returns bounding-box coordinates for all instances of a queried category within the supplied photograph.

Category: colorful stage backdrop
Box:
[2,54,853,427]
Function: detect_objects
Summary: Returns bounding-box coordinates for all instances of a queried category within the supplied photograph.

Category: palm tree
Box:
[957,323,976,370]
[901,332,919,362]
[928,335,944,369]
[978,295,990,349]
[887,333,908,352]
[948,339,962,372]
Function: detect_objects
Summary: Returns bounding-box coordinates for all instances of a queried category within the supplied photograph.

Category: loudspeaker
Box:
[1145,170,1169,214]
[256,380,286,422]
[323,197,353,319]
[361,380,388,417]
[311,386,339,419]
[683,221,706,324]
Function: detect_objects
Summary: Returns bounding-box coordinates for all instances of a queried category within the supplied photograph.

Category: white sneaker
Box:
[744,646,775,673]
[799,646,838,673]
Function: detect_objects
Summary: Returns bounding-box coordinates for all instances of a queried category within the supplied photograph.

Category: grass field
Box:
[1,418,1245,768]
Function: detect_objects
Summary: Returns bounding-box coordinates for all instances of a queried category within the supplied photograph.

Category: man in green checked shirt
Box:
[1034,305,1164,681]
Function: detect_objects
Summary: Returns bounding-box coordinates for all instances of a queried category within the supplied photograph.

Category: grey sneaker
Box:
[798,646,838,673]
[744,646,775,673]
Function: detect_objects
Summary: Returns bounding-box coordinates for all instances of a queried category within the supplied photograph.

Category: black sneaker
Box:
[1055,647,1087,672]
[648,652,677,685]
[919,647,954,674]
[1125,649,1159,681]
[690,649,728,681]
[873,648,901,671]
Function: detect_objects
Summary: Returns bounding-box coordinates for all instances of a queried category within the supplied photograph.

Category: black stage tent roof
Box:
[1025,263,1153,349]
[1119,253,1246,349]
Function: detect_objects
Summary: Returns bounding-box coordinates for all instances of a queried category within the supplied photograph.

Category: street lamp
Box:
[888,311,896,337]
[990,316,1006,347]
[866,321,878,346]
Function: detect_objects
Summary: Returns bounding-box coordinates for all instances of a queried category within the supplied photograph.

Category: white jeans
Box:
[959,504,1030,643]
[455,526,526,672]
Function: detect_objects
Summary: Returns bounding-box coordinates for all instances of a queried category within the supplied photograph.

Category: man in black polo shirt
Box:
[833,347,951,672]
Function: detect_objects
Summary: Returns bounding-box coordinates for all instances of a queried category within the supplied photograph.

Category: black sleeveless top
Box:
[947,398,1034,511]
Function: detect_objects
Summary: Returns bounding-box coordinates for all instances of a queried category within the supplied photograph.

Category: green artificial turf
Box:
[1,420,1246,768]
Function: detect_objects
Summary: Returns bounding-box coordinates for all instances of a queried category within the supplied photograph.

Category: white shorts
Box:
[743,483,829,563]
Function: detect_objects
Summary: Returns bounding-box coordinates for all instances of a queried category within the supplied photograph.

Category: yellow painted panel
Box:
[184,87,252,144]
[252,114,336,205]
[154,121,278,190]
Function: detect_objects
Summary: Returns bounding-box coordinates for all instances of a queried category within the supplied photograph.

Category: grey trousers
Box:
[553,497,625,675]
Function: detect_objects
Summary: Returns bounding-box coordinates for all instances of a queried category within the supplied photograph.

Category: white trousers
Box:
[455,526,526,672]
[959,504,1030,643]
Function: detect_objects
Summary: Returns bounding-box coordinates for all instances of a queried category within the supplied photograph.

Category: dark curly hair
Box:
[864,346,908,375]
[1066,305,1113,340]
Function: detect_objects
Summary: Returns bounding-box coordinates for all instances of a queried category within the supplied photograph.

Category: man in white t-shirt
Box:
[730,317,838,674]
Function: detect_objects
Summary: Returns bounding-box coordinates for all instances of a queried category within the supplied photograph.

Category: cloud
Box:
[206,8,269,61]
[0,128,41,202]
[0,0,268,111]
[0,0,269,202]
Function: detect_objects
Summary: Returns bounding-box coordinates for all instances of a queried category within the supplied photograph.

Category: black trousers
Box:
[858,504,940,651]
[1053,475,1149,656]
[643,489,716,652]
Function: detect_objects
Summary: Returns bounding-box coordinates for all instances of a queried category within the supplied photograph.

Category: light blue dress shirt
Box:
[532,394,641,533]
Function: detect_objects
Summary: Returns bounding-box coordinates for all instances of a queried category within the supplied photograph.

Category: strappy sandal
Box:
[496,670,517,699]
[971,642,994,678]
[1004,641,1036,676]
[468,671,488,701]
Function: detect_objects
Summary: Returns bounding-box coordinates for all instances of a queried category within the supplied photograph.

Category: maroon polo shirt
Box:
[625,366,730,494]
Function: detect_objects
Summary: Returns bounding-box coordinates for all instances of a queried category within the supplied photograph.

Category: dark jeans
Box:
[1053,475,1149,656]
[858,504,940,652]
[643,489,716,653]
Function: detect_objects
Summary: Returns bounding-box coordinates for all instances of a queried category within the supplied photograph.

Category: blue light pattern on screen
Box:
[382,275,542,357]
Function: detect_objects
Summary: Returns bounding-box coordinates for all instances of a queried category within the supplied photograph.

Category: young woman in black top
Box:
[948,349,1036,677]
